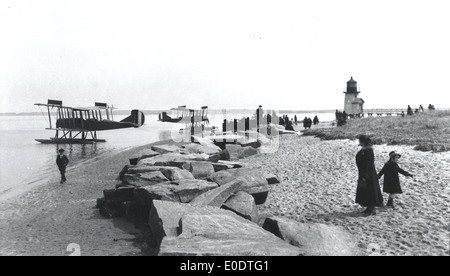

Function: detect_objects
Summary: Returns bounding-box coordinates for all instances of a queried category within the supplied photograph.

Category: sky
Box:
[1,0,449,113]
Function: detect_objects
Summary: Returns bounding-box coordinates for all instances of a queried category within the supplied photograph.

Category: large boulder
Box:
[211,160,244,172]
[211,163,234,172]
[218,149,231,161]
[223,144,243,160]
[103,187,135,202]
[118,165,129,181]
[151,144,180,154]
[158,167,195,181]
[262,217,361,256]
[245,185,270,205]
[207,149,231,163]
[238,146,259,159]
[148,200,251,246]
[159,213,304,256]
[217,160,243,168]
[126,165,195,181]
[265,173,281,185]
[134,179,218,207]
[131,148,160,160]
[182,143,221,155]
[171,179,219,203]
[189,179,244,207]
[138,152,210,168]
[208,168,267,186]
[121,201,150,224]
[240,140,261,148]
[207,168,270,205]
[123,171,169,187]
[188,162,215,179]
[222,191,258,223]
[97,198,125,218]
[97,187,136,218]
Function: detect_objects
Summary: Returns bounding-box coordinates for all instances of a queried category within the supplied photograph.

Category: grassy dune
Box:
[303,110,450,152]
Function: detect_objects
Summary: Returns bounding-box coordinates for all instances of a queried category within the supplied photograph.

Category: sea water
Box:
[0,111,335,201]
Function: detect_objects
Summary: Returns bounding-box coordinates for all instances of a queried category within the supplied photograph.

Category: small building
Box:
[343,77,364,115]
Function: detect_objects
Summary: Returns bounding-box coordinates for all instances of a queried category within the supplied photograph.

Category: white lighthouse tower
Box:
[343,77,364,115]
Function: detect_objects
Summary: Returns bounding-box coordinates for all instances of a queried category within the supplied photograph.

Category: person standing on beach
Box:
[407,105,413,115]
[378,151,413,208]
[355,135,383,215]
[256,105,264,133]
[313,115,319,125]
[56,148,69,184]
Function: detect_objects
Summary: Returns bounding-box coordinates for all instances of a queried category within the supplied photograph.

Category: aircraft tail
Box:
[120,110,145,127]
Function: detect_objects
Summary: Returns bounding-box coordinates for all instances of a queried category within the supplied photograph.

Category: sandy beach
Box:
[245,135,450,256]
[0,135,449,256]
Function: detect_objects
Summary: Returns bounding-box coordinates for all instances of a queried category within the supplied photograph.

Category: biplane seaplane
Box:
[35,99,145,144]
[158,105,209,125]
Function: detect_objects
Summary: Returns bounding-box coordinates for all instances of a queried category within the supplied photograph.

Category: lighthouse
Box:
[343,77,364,115]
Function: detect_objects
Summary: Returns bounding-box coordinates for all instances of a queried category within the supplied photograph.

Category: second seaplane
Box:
[35,99,145,144]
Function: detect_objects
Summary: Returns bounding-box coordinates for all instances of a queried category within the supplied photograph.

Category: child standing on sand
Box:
[378,151,413,208]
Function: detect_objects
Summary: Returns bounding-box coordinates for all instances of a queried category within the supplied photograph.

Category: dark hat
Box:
[58,148,65,153]
[389,151,401,158]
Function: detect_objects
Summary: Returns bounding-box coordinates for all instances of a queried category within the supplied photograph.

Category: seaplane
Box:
[35,99,145,144]
[158,105,209,125]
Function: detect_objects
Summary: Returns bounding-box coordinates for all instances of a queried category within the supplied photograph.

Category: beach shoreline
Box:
[1,133,449,256]
[0,139,185,256]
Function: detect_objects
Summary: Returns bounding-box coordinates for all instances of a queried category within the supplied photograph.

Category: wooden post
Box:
[47,106,52,129]
[191,111,195,143]
[245,117,249,138]
[72,110,76,129]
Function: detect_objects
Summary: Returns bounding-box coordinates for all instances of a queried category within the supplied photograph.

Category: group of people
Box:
[303,116,320,129]
[355,135,413,216]
[406,104,435,116]
[335,110,348,126]
[277,113,320,130]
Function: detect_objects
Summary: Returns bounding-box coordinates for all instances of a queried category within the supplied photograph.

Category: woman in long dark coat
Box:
[355,135,383,215]
[378,151,413,208]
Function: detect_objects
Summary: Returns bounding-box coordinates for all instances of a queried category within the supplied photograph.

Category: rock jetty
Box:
[96,139,359,256]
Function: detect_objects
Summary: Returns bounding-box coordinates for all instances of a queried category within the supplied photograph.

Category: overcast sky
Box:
[1,0,449,113]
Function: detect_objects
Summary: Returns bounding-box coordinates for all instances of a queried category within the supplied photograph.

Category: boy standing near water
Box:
[56,148,69,184]
[378,151,413,208]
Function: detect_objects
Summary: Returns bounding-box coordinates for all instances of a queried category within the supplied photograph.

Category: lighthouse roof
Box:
[352,98,365,104]
[347,76,357,83]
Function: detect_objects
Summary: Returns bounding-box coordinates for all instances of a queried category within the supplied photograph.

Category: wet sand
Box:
[0,135,449,256]
[0,140,182,256]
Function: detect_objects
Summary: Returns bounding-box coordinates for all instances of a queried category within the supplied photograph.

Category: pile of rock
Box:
[96,141,359,256]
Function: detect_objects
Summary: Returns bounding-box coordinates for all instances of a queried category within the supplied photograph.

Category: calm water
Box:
[0,111,334,200]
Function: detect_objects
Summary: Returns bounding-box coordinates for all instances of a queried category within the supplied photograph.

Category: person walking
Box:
[56,148,69,184]
[378,151,413,208]
[355,135,383,215]
[313,115,319,125]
